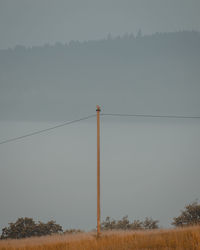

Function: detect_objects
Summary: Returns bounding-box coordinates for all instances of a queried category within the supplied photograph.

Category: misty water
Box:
[0,118,200,230]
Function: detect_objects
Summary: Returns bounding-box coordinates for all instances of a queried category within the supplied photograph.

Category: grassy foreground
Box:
[0,226,200,250]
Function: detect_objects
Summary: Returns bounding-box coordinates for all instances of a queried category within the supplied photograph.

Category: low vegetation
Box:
[1,201,200,249]
[0,218,62,239]
[0,226,200,250]
[172,201,200,226]
[101,216,159,230]
[64,229,84,234]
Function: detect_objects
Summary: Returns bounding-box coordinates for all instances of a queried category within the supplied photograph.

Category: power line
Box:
[0,112,200,146]
[0,114,95,145]
[101,113,200,119]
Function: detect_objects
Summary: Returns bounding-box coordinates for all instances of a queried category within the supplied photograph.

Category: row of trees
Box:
[1,202,200,239]
[101,216,159,230]
[101,201,200,230]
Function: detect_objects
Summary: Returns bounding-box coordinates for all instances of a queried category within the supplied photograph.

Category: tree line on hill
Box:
[0,31,200,121]
[1,201,200,239]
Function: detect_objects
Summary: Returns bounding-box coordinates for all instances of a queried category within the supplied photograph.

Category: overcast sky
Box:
[1,119,200,230]
[0,0,200,231]
[0,0,200,49]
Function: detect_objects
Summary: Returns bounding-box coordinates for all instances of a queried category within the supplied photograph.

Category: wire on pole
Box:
[1,112,200,146]
[0,114,96,145]
[101,113,200,119]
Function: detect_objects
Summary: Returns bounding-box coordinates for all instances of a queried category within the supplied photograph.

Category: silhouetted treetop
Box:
[172,201,200,227]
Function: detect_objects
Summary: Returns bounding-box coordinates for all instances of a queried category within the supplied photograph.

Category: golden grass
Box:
[1,226,200,250]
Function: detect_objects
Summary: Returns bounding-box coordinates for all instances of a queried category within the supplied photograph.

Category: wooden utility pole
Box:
[96,105,101,237]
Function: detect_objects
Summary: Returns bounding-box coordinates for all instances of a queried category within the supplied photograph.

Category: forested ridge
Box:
[0,31,200,121]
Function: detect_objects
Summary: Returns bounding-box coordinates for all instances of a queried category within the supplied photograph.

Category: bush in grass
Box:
[1,217,63,239]
[172,201,200,227]
[101,216,159,230]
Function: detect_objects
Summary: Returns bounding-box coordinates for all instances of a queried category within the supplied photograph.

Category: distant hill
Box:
[0,31,200,121]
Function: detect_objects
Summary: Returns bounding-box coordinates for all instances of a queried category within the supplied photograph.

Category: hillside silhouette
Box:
[0,31,200,120]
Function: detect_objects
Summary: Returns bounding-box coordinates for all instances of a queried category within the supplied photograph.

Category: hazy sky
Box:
[0,0,200,49]
[1,119,200,230]
[0,0,200,232]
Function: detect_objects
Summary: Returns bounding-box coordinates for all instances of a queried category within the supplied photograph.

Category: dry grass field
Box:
[0,226,200,250]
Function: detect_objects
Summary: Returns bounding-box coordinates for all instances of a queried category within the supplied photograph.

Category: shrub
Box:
[64,229,84,234]
[172,201,200,227]
[1,217,63,239]
[143,217,159,229]
[101,216,159,230]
